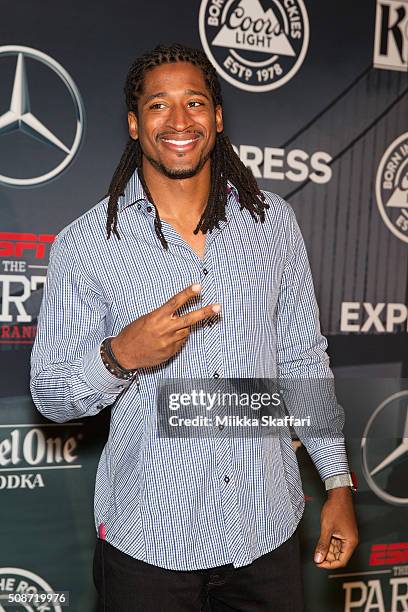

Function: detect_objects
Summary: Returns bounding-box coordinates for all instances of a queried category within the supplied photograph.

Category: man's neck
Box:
[142,159,211,226]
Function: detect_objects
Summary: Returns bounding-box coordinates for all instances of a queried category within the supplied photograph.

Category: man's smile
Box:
[158,132,202,152]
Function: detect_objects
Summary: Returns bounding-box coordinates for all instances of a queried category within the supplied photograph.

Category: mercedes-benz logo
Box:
[0,45,85,187]
[361,390,408,506]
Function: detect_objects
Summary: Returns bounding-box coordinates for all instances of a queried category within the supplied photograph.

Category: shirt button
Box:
[218,424,224,431]
[146,206,152,212]
[213,372,219,378]
[137,204,141,209]
[224,476,230,483]
[203,268,208,275]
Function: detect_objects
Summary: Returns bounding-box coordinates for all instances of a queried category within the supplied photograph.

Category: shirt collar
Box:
[117,169,146,214]
[117,169,239,215]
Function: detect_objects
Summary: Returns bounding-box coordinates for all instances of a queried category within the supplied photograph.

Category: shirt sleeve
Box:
[275,204,350,480]
[30,232,133,423]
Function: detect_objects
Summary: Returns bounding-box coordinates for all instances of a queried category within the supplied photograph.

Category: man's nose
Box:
[168,104,193,131]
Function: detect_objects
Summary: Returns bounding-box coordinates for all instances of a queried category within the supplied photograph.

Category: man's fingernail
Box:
[314,553,324,563]
[212,304,221,313]
[192,283,202,292]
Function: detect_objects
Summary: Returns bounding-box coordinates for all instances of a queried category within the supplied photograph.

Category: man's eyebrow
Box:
[185,89,210,100]
[144,92,168,104]
[143,89,211,104]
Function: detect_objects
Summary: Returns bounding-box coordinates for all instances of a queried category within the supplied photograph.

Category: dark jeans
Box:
[93,529,305,612]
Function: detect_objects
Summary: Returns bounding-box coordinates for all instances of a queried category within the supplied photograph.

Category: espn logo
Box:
[369,543,408,565]
[0,232,55,259]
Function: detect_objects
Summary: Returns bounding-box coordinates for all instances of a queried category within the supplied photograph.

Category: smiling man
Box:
[30,44,358,612]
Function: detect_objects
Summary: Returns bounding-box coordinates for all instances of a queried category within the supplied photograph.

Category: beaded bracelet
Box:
[100,337,137,381]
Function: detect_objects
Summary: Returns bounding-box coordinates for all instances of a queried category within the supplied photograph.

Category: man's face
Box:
[128,62,223,180]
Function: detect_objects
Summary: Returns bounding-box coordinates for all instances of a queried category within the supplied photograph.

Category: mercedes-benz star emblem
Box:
[361,391,408,506]
[0,45,85,187]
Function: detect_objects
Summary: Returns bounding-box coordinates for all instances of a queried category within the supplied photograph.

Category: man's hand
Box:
[314,487,359,569]
[110,283,221,370]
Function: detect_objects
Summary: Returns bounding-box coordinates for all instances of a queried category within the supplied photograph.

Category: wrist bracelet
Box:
[324,473,356,492]
[100,337,137,381]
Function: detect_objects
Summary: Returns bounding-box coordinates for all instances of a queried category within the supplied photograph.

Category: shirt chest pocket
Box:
[217,261,281,325]
[106,268,195,335]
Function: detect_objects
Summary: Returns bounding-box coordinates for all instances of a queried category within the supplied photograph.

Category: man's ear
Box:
[128,111,139,140]
[215,105,223,133]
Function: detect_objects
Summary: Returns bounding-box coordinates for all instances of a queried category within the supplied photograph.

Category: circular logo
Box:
[361,390,408,506]
[0,567,62,611]
[0,45,85,187]
[375,132,408,244]
[199,0,309,92]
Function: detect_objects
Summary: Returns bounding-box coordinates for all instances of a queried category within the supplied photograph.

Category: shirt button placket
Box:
[216,442,246,565]
[200,252,245,564]
[200,254,222,380]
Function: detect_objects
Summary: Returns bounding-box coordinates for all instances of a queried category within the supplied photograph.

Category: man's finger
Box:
[316,537,358,569]
[314,527,332,564]
[333,537,357,566]
[163,283,202,316]
[174,327,190,339]
[316,558,344,570]
[173,304,221,329]
[173,336,189,353]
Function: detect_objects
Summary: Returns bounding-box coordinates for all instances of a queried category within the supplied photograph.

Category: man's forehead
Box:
[141,62,210,95]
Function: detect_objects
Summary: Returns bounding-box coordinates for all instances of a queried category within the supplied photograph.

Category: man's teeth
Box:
[162,138,196,145]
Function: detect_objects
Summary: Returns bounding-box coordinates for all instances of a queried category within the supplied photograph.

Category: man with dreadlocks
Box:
[31,43,358,611]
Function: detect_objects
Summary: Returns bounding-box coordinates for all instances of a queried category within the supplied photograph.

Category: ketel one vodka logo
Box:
[376,132,408,243]
[0,424,83,490]
[199,0,309,92]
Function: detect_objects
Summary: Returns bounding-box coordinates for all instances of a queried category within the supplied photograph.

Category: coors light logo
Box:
[199,0,309,92]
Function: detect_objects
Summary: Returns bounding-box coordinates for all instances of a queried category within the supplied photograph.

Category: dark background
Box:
[1,1,407,610]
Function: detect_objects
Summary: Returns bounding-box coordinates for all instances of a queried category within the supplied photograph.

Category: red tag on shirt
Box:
[98,523,106,540]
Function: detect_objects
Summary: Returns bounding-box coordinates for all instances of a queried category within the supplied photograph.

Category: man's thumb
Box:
[314,529,331,563]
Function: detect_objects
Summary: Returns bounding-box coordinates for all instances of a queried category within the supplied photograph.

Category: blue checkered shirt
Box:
[30,170,349,570]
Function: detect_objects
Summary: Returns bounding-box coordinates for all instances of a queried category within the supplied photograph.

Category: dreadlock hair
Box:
[106,43,269,247]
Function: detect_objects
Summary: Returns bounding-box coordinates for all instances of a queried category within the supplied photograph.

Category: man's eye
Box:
[150,103,166,110]
[188,101,203,107]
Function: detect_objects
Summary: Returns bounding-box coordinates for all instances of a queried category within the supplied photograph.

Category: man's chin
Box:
[162,166,201,180]
[144,152,210,180]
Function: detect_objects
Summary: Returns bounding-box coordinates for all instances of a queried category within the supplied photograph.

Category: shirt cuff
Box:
[308,441,350,481]
[82,339,135,394]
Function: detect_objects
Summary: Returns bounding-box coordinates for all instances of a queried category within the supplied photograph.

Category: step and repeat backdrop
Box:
[0,0,407,610]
